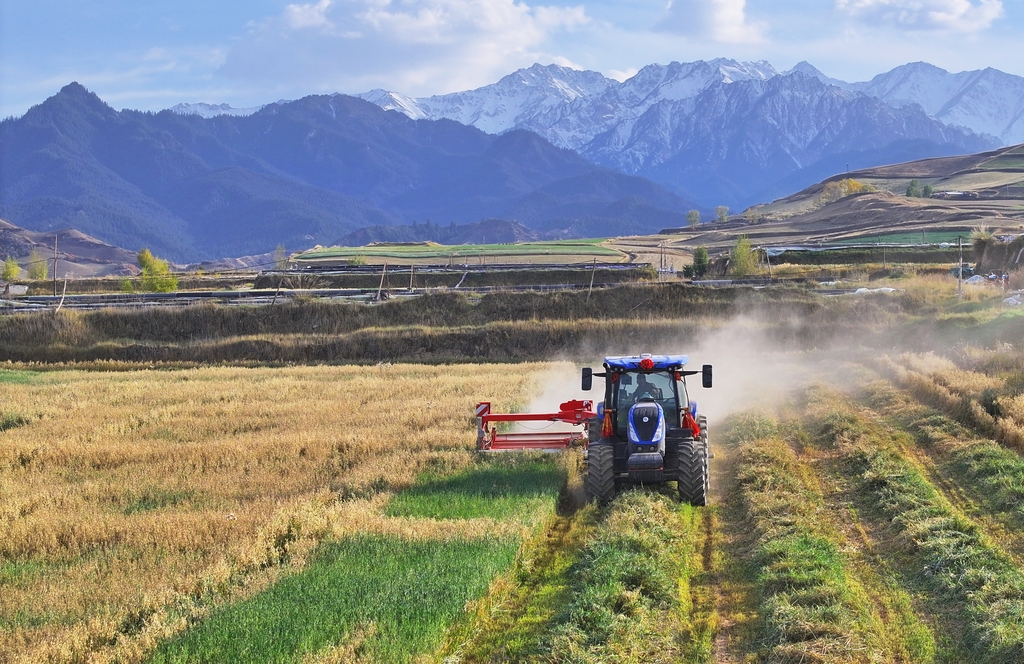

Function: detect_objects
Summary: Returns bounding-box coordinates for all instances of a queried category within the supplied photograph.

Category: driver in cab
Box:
[632,374,662,401]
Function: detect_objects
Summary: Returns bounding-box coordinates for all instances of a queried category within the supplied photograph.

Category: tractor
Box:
[475,353,712,506]
[581,354,712,505]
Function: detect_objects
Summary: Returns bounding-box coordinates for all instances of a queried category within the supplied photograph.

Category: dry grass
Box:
[880,354,1024,450]
[0,362,550,663]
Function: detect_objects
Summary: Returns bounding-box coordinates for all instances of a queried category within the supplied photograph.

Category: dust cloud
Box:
[521,312,853,429]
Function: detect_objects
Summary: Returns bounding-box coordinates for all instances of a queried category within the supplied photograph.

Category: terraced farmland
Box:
[6,343,1024,662]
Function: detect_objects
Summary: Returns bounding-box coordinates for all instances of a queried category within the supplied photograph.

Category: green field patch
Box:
[841,231,966,245]
[297,239,618,261]
[978,157,1024,170]
[385,456,564,522]
[0,559,51,588]
[149,535,519,664]
[123,487,198,515]
[0,369,40,384]
[0,412,32,432]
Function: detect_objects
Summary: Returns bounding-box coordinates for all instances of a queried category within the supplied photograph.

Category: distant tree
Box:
[729,235,758,276]
[692,246,710,278]
[818,178,876,206]
[922,184,934,198]
[745,209,764,224]
[715,206,729,224]
[2,256,20,282]
[906,179,923,197]
[687,210,701,229]
[137,248,178,292]
[274,244,289,270]
[27,249,48,281]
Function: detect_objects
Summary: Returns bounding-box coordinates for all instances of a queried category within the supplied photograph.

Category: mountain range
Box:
[353,59,1007,208]
[184,59,1013,209]
[0,84,696,261]
[1,59,1018,262]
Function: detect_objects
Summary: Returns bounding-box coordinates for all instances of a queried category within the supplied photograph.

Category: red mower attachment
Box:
[476,400,597,452]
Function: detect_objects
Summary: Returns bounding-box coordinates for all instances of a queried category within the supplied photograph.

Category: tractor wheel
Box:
[677,439,708,507]
[586,444,616,505]
[698,416,710,496]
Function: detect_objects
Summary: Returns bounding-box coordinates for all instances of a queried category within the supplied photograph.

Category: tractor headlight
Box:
[628,417,638,443]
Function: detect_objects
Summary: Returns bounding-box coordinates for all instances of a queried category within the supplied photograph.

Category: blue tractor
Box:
[581,354,712,505]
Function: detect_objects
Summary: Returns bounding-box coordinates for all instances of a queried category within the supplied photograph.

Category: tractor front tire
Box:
[677,439,708,507]
[586,444,615,505]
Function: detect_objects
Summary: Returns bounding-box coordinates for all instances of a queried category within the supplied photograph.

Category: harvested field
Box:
[7,293,1024,662]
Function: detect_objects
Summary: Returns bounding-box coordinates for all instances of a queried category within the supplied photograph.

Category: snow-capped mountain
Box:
[169,102,265,118]
[357,58,1024,150]
[581,71,992,206]
[847,63,1024,145]
[358,63,617,136]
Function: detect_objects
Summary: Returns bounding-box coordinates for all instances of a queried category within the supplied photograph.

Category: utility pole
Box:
[53,235,58,296]
[376,262,388,301]
[409,263,414,291]
[957,236,963,301]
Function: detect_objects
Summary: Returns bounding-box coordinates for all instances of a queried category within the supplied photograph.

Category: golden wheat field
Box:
[0,363,548,663]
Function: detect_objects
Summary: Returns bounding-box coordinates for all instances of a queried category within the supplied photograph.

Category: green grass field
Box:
[296,239,621,262]
[977,156,1024,170]
[841,230,968,244]
[148,455,566,663]
[385,459,565,523]
[150,536,520,663]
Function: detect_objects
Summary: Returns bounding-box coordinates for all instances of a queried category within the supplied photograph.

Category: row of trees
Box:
[683,235,759,278]
[3,248,178,293]
[687,206,731,228]
[2,251,48,282]
[905,179,934,198]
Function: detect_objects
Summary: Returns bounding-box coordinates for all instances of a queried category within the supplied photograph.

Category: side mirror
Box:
[702,364,713,388]
[582,367,593,391]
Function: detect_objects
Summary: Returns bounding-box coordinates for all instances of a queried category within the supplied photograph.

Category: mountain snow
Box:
[846,63,1024,144]
[168,59,1024,146]
[169,102,265,118]
[351,59,1023,148]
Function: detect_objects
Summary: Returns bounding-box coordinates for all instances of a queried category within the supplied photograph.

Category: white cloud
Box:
[836,0,1004,32]
[657,0,765,43]
[606,67,639,82]
[219,0,589,96]
[284,0,334,30]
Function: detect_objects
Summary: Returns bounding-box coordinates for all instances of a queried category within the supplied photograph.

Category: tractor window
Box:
[615,371,679,436]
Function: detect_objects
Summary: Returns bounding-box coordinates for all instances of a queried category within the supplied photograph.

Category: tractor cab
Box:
[582,354,711,439]
[581,353,713,506]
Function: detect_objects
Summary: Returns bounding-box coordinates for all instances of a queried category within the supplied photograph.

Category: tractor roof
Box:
[604,354,688,370]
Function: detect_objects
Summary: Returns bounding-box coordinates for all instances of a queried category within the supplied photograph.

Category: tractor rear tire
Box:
[698,415,710,497]
[677,439,708,507]
[586,444,615,505]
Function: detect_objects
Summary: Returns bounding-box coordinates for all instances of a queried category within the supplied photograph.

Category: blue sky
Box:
[1,0,1021,117]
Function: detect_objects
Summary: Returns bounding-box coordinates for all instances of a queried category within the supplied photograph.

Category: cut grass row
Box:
[806,388,1024,661]
[439,487,715,663]
[864,381,1024,530]
[726,412,909,663]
